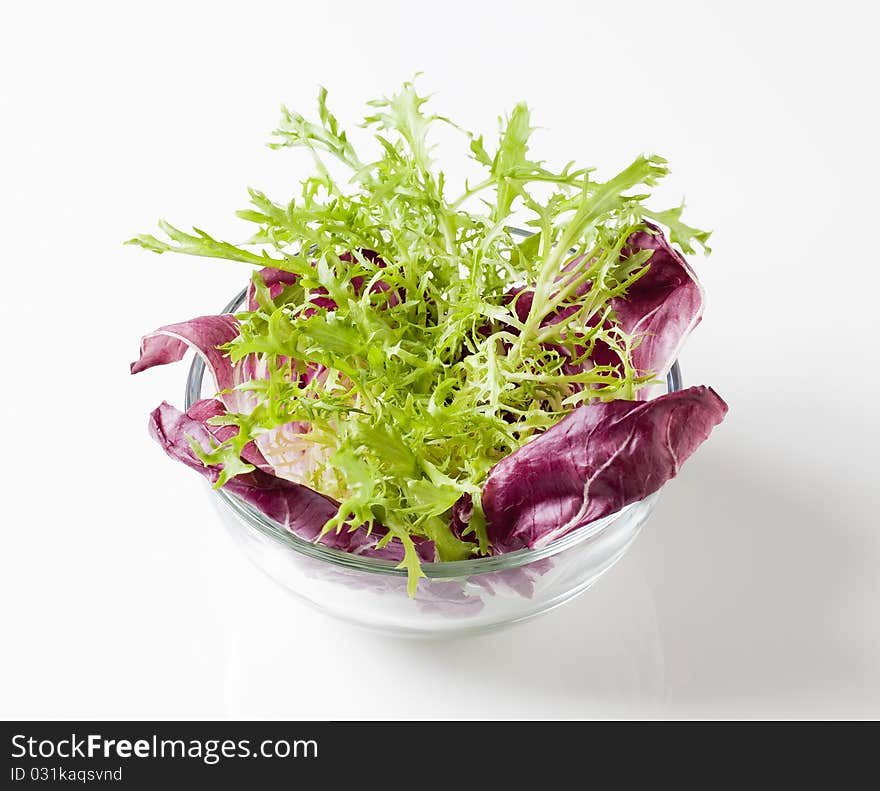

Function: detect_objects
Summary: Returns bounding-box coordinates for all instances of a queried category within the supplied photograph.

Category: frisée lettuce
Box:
[129,81,726,593]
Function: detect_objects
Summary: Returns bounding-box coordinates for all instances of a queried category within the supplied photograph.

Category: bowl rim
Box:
[186,287,681,580]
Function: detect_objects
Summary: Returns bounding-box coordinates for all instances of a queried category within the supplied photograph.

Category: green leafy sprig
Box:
[128,81,710,593]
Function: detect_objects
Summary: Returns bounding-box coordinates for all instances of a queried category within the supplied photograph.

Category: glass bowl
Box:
[186,288,682,637]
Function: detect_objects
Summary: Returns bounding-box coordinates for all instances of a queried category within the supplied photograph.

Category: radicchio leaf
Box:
[482,385,728,552]
[609,224,704,389]
[507,225,703,392]
[246,266,300,311]
[247,252,398,313]
[148,401,435,563]
[130,311,339,481]
[130,315,251,410]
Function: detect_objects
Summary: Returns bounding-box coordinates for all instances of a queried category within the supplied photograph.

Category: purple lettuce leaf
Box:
[482,385,728,552]
[609,224,704,387]
[508,225,703,390]
[130,315,249,409]
[148,401,435,563]
[247,252,398,313]
[246,265,308,311]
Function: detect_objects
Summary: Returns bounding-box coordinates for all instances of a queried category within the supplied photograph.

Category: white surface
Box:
[2,0,879,719]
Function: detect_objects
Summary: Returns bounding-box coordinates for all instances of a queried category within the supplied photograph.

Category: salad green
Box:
[129,81,711,591]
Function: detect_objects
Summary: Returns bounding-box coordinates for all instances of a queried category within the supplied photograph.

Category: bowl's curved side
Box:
[209,486,659,636]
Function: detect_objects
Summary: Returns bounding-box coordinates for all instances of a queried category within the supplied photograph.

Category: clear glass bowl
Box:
[186,288,682,637]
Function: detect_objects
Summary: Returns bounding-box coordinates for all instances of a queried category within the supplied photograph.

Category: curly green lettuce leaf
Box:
[129,80,713,592]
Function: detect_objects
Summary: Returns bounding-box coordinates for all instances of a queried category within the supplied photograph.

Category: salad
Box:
[130,81,727,593]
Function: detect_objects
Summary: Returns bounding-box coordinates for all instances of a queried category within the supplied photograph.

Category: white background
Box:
[2,0,879,719]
